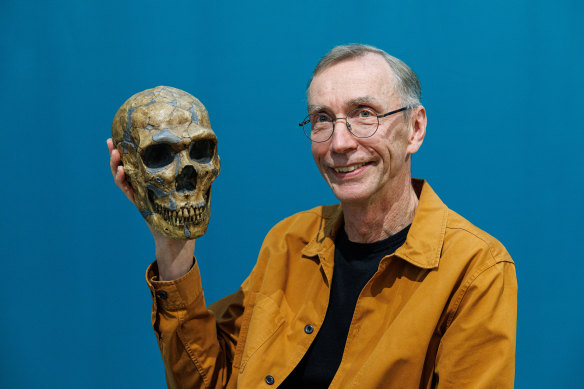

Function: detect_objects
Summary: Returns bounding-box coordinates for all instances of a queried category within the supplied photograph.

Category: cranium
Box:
[112,86,220,240]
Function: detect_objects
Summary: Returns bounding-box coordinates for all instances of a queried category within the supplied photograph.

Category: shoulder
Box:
[402,180,513,272]
[438,207,517,321]
[435,209,517,330]
[443,208,513,267]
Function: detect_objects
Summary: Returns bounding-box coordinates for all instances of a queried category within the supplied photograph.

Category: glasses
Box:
[299,105,415,143]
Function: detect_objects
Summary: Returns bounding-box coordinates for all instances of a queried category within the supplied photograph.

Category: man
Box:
[108,44,517,388]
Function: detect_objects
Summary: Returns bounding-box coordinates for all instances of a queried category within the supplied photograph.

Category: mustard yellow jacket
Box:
[147,180,517,388]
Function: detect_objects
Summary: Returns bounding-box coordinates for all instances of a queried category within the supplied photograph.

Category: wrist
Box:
[154,238,195,281]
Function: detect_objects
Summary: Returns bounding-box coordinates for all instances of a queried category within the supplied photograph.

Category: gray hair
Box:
[308,44,421,113]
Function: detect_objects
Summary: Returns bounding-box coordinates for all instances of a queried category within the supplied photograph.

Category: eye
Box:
[349,107,378,124]
[190,139,215,163]
[356,108,375,118]
[142,144,174,169]
[310,113,332,125]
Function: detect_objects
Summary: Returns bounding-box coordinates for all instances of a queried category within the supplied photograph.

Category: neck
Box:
[342,177,418,243]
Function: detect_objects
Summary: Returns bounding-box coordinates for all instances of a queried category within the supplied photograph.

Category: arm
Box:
[108,139,243,388]
[147,260,247,389]
[435,260,518,388]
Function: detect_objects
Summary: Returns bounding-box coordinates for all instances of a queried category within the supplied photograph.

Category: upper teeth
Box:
[153,202,206,225]
[334,163,366,173]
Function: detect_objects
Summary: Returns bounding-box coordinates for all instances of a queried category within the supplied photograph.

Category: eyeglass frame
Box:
[299,105,417,143]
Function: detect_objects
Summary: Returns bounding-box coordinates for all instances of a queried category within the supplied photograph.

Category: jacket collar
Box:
[301,179,447,269]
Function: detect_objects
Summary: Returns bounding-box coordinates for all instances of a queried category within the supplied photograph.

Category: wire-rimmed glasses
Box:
[299,105,415,143]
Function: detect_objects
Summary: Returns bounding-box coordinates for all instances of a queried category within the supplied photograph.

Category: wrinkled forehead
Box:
[307,54,397,107]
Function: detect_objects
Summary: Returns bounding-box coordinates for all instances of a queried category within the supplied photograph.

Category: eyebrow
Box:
[307,96,380,114]
[347,96,378,107]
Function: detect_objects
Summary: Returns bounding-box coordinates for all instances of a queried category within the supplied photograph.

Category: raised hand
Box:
[107,138,135,204]
[107,138,195,280]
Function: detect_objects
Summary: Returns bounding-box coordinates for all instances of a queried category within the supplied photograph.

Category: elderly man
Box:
[109,44,517,388]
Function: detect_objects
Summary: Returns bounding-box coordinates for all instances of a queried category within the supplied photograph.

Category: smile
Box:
[333,162,367,173]
[153,202,206,225]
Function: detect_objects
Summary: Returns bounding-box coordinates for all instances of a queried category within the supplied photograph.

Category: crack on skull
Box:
[122,99,155,153]
[188,104,199,124]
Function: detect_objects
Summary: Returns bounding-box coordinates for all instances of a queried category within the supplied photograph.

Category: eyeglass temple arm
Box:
[377,105,416,118]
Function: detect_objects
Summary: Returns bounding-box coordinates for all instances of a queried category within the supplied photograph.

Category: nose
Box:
[176,165,198,192]
[330,119,358,153]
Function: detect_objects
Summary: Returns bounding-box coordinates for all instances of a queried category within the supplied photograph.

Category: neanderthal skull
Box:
[112,86,220,240]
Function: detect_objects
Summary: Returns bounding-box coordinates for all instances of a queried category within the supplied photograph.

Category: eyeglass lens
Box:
[304,108,379,142]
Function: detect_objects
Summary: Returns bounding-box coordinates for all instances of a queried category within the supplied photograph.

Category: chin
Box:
[331,188,371,204]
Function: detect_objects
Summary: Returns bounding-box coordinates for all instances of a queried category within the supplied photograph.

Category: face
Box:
[308,53,425,206]
[112,86,220,240]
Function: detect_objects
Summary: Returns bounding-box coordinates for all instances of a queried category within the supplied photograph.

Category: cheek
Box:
[311,143,325,163]
[310,144,330,177]
[386,127,409,156]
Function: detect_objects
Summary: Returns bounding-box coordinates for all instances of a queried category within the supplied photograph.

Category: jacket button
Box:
[265,375,275,385]
[304,324,314,334]
[156,291,168,300]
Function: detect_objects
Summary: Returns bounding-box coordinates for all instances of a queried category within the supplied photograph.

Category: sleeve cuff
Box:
[145,258,203,311]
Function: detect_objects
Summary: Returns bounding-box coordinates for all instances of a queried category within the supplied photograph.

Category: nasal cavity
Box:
[176,165,197,192]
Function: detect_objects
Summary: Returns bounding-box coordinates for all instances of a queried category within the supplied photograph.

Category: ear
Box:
[406,105,427,155]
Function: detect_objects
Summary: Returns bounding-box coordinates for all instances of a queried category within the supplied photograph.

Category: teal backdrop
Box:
[1,0,582,387]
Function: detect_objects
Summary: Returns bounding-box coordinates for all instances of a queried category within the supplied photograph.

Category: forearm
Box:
[147,260,242,389]
[149,223,195,281]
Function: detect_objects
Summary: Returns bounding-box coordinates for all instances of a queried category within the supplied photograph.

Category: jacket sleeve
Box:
[146,259,251,389]
[435,260,518,389]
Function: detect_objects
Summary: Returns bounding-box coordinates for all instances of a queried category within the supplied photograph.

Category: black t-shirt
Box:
[279,224,411,388]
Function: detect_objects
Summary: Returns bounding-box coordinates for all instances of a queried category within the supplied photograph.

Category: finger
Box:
[106,138,114,156]
[116,166,136,204]
[115,165,126,187]
[110,149,121,178]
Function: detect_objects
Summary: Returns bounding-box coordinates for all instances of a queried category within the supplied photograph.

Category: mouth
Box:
[333,162,369,173]
[148,188,210,226]
[153,202,206,226]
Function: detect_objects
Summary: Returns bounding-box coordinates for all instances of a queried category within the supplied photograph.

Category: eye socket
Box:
[189,139,215,163]
[141,144,174,169]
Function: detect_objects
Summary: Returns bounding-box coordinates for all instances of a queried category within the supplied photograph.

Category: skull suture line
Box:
[112,86,220,240]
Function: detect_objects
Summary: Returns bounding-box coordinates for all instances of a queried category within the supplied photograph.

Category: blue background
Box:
[1,0,582,387]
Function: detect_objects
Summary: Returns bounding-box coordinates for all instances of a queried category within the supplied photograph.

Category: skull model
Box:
[112,86,220,240]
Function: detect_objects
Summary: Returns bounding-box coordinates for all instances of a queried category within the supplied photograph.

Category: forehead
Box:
[132,102,192,128]
[129,102,214,150]
[134,121,216,150]
[308,53,396,108]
